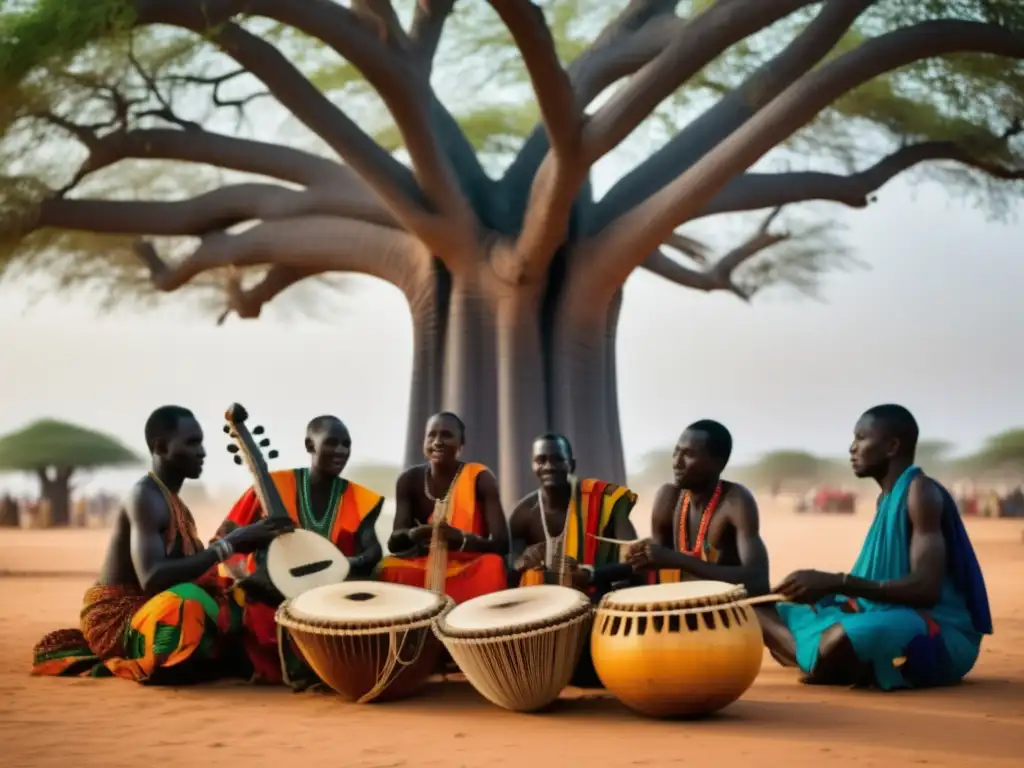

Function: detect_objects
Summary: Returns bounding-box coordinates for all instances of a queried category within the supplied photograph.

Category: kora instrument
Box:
[276,581,452,703]
[591,580,767,718]
[223,403,351,599]
[433,585,593,712]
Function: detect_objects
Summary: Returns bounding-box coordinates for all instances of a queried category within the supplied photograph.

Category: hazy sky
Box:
[2,167,1021,497]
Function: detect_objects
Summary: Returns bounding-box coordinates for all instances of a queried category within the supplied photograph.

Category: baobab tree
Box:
[2,1,1023,505]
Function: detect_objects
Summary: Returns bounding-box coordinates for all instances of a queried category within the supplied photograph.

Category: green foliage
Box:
[749,450,826,487]
[0,418,141,471]
[969,428,1024,469]
[0,0,1022,310]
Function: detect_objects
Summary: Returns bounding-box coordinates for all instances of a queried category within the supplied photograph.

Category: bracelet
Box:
[211,540,234,562]
[458,532,468,552]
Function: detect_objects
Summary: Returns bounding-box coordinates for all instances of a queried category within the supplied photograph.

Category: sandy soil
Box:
[1,505,1022,768]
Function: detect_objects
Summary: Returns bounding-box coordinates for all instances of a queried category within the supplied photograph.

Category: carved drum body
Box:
[591,581,763,718]
[276,581,451,703]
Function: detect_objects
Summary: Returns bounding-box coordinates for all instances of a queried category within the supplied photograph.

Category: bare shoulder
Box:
[907,473,944,524]
[722,482,760,525]
[396,465,424,492]
[474,466,500,494]
[127,477,168,528]
[651,483,678,518]
[509,492,537,529]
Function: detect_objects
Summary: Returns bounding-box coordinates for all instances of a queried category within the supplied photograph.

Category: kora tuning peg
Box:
[222,425,231,434]
[233,455,243,465]
[267,450,279,459]
[226,444,239,453]
[253,425,265,435]
[258,438,270,448]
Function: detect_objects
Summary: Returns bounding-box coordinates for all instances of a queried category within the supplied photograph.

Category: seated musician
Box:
[32,406,290,682]
[509,432,641,687]
[210,414,385,685]
[625,420,770,597]
[377,411,508,604]
[761,405,992,690]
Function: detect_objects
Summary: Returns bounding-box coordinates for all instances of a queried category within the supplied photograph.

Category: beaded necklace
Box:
[676,481,723,557]
[299,468,345,538]
[423,462,462,507]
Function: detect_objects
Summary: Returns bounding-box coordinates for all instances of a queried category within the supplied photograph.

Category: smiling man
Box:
[761,404,993,691]
[378,411,509,604]
[211,414,385,684]
[509,432,639,687]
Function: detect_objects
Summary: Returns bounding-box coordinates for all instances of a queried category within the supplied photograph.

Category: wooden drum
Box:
[591,580,763,718]
[433,585,593,712]
[276,581,452,703]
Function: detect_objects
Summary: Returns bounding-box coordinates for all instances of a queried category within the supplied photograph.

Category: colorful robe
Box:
[776,465,992,690]
[377,463,507,604]
[32,476,242,683]
[211,469,384,686]
[520,478,638,590]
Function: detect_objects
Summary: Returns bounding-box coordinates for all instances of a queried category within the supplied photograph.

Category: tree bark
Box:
[495,283,548,510]
[441,267,501,479]
[37,467,73,528]
[549,271,626,491]
[403,262,447,468]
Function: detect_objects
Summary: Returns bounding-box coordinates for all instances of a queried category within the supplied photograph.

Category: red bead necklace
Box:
[677,481,723,557]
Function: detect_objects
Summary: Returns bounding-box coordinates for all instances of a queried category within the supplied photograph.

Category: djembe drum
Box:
[591,580,765,718]
[276,581,452,703]
[433,584,593,712]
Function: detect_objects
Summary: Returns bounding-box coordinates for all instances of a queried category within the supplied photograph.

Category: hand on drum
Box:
[515,542,547,572]
[773,569,843,604]
[625,538,673,571]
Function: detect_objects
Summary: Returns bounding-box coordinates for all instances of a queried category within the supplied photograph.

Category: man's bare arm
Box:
[348,499,384,576]
[842,476,946,608]
[387,469,421,555]
[465,470,509,555]
[649,484,677,548]
[653,486,771,595]
[129,482,219,595]
[508,497,537,575]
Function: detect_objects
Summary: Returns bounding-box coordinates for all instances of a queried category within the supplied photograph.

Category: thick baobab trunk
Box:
[399,259,628,511]
[550,282,627,492]
[441,270,500,478]
[37,467,73,527]
[402,263,447,468]
[495,284,548,510]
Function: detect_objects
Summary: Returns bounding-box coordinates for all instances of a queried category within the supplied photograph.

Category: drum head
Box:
[442,585,589,632]
[287,581,446,625]
[602,580,745,609]
[266,529,350,599]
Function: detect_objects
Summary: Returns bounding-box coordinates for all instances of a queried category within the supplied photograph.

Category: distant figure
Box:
[626,420,771,597]
[31,405,291,683]
[761,404,992,690]
[211,414,385,686]
[0,493,17,527]
[378,412,509,603]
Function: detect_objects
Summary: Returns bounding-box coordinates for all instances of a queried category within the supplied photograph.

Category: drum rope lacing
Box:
[276,595,453,703]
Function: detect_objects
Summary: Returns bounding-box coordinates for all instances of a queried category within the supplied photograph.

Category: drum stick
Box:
[588,534,639,545]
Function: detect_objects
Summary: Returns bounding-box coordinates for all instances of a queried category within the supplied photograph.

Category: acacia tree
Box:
[2,1,1024,505]
[0,419,141,526]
